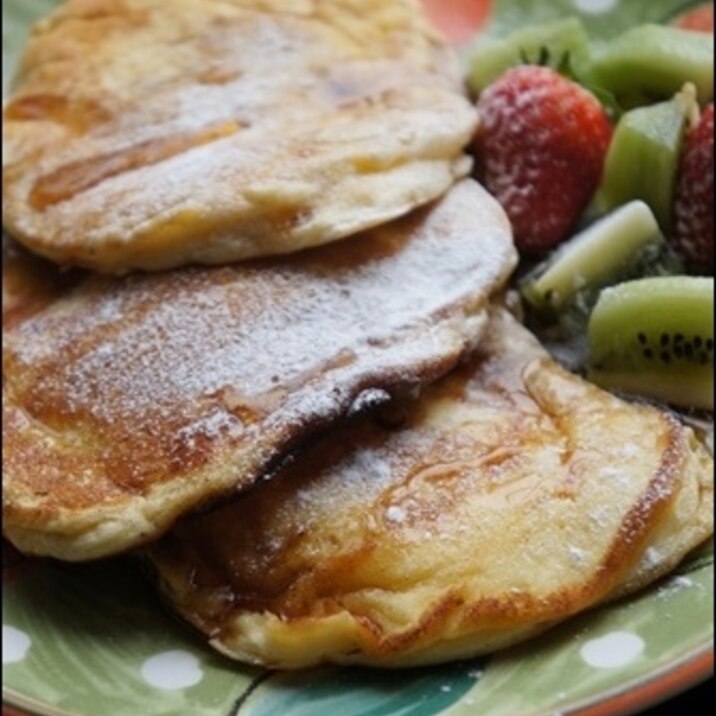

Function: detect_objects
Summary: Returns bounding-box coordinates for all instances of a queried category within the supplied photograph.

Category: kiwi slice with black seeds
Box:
[588,276,714,410]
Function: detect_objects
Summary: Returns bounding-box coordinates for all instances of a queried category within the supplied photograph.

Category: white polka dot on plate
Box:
[580,631,645,669]
[2,625,31,664]
[140,650,204,690]
[573,0,618,14]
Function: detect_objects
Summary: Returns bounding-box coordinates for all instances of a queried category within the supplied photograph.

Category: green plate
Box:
[3,1,714,715]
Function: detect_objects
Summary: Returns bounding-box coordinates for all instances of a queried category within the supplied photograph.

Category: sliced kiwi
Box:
[467,18,590,95]
[585,24,714,104]
[596,87,696,232]
[588,276,714,410]
[521,201,666,315]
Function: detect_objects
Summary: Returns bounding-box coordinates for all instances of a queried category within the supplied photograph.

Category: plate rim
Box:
[3,639,714,716]
[566,641,714,716]
[2,2,713,716]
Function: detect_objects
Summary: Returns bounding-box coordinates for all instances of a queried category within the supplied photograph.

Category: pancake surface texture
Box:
[147,308,714,669]
[2,180,516,561]
[3,0,476,273]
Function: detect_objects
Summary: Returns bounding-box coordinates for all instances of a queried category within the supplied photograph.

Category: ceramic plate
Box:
[2,1,714,715]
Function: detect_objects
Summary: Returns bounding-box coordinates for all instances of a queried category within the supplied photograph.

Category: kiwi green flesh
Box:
[588,369,713,411]
[586,24,714,103]
[521,201,663,314]
[468,18,590,94]
[597,97,688,231]
[588,277,714,410]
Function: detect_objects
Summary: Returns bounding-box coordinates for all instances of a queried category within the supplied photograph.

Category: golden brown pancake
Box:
[2,180,516,561]
[3,0,477,273]
[147,307,714,669]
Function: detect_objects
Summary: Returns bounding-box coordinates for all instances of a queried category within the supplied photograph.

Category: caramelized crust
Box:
[147,308,714,669]
[2,180,516,560]
[3,0,476,272]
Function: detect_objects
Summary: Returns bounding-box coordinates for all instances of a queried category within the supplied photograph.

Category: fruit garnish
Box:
[596,86,697,232]
[467,18,590,95]
[672,3,714,34]
[588,276,714,411]
[473,66,612,255]
[521,201,668,315]
[586,24,714,104]
[672,103,714,274]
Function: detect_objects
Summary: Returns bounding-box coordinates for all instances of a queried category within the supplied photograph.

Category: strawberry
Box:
[672,3,714,33]
[671,103,714,274]
[473,66,612,255]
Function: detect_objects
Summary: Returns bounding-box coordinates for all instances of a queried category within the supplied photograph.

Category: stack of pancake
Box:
[2,0,713,669]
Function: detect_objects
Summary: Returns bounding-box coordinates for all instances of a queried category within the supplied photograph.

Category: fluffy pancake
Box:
[3,0,476,273]
[2,180,516,561]
[147,307,714,669]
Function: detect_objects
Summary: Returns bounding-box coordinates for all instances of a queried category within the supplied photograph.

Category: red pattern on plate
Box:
[672,2,714,33]
[422,0,493,44]
[571,647,714,716]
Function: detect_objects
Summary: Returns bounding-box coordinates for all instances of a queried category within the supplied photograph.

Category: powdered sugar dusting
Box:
[640,547,663,571]
[385,505,407,524]
[619,443,640,458]
[658,574,700,599]
[177,409,245,449]
[5,0,475,272]
[12,185,508,426]
[142,306,712,666]
[600,466,630,487]
[5,181,513,509]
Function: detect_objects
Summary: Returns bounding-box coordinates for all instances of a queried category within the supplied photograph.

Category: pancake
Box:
[146,307,714,669]
[2,180,516,561]
[3,0,476,273]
